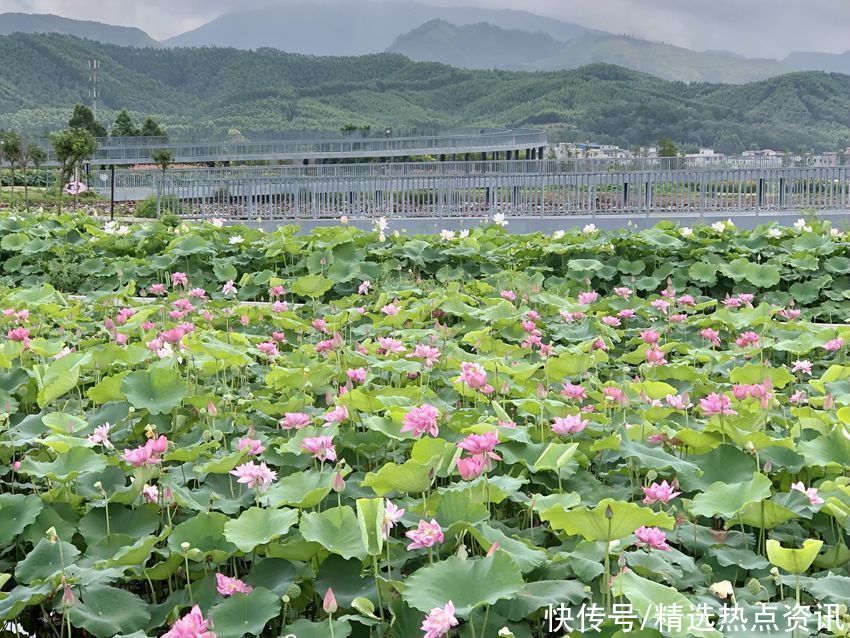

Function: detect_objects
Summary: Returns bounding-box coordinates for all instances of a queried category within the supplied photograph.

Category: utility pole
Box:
[88,59,100,120]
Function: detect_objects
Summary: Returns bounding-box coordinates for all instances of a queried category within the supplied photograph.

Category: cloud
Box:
[0,0,847,56]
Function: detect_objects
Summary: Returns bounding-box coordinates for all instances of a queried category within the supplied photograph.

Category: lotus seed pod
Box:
[747,578,762,595]
[646,470,658,482]
[286,584,302,599]
[699,563,713,576]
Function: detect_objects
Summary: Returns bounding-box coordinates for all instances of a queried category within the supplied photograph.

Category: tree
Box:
[151,148,174,219]
[657,137,678,158]
[111,109,139,137]
[13,143,47,211]
[69,104,107,138]
[2,131,21,199]
[50,129,97,213]
[140,117,166,138]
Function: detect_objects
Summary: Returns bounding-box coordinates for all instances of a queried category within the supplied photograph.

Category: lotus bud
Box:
[605,505,614,520]
[618,554,627,568]
[498,628,516,638]
[486,542,500,557]
[282,594,290,604]
[332,471,346,493]
[746,578,762,595]
[709,580,734,600]
[323,588,338,614]
[699,564,713,576]
[45,527,58,543]
[769,567,780,582]
[207,402,217,416]
[61,578,75,607]
[763,460,773,473]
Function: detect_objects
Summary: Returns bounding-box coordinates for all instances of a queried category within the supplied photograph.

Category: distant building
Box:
[684,148,725,167]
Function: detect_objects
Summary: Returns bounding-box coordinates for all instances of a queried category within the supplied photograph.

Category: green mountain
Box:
[163,1,589,55]
[540,33,794,83]
[387,19,563,70]
[0,33,848,153]
[0,12,159,48]
[785,50,850,75]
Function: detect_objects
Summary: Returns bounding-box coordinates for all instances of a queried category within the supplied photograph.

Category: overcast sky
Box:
[1,0,848,57]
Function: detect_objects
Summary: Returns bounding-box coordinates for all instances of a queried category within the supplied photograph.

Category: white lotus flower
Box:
[492,213,508,227]
[711,221,726,233]
[229,235,244,245]
[210,218,225,228]
[725,219,735,228]
[116,225,130,236]
[767,228,783,239]
[552,230,565,240]
[440,229,456,241]
[680,227,693,237]
[459,229,470,238]
[830,228,841,237]
[709,581,734,600]
[582,224,596,234]
[376,217,389,232]
[340,215,349,225]
[378,232,386,242]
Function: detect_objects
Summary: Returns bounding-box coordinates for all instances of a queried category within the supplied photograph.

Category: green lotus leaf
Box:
[540,498,674,541]
[362,459,435,496]
[67,585,150,638]
[291,274,333,298]
[19,447,107,482]
[300,506,367,560]
[121,367,188,414]
[687,473,773,519]
[402,553,524,618]
[282,619,351,638]
[15,538,80,583]
[0,494,43,546]
[168,512,238,561]
[355,498,385,557]
[209,587,280,638]
[766,539,823,575]
[223,506,299,553]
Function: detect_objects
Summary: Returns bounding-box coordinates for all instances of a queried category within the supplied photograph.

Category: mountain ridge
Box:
[0,12,159,48]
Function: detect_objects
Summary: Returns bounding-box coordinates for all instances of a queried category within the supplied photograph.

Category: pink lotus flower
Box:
[669,313,687,324]
[678,294,695,306]
[236,436,264,456]
[162,604,216,638]
[456,456,485,480]
[645,345,667,366]
[459,362,491,391]
[665,394,692,410]
[382,500,405,539]
[142,484,159,504]
[323,405,348,425]
[642,480,681,505]
[323,588,338,614]
[578,291,599,305]
[779,308,802,320]
[498,420,517,428]
[149,283,167,296]
[406,519,444,550]
[650,299,670,314]
[732,384,750,401]
[122,435,168,467]
[272,300,288,312]
[116,307,136,324]
[88,423,112,448]
[240,315,249,327]
[230,461,277,492]
[216,573,252,597]
[561,382,587,401]
[171,272,188,287]
[358,280,371,295]
[700,328,721,347]
[377,337,406,355]
[421,601,459,638]
[723,295,742,309]
[457,432,500,467]
[187,288,207,300]
[613,286,633,299]
[257,341,278,357]
[789,391,807,404]
[408,343,441,369]
[269,285,285,299]
[634,526,671,551]
[552,415,589,435]
[699,393,737,416]
[312,318,328,333]
[347,367,367,383]
[402,404,440,438]
[592,338,608,351]
[221,280,237,297]
[301,436,337,463]
[602,316,621,327]
[272,331,286,342]
[6,327,30,346]
[280,412,311,430]
[738,293,755,305]
[381,303,400,316]
[619,309,637,320]
[603,387,628,405]
[735,331,760,348]
[791,482,824,506]
[825,337,844,352]
[792,360,813,375]
[640,329,660,344]
[500,290,516,301]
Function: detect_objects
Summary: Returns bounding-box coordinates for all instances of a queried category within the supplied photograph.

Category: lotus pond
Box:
[2,214,850,637]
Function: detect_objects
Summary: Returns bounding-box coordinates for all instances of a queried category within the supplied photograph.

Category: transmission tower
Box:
[88,59,100,119]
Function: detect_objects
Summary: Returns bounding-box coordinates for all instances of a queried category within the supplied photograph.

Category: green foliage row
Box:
[0,34,848,151]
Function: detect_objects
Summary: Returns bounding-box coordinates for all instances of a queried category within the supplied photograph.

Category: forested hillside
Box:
[1,33,848,152]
